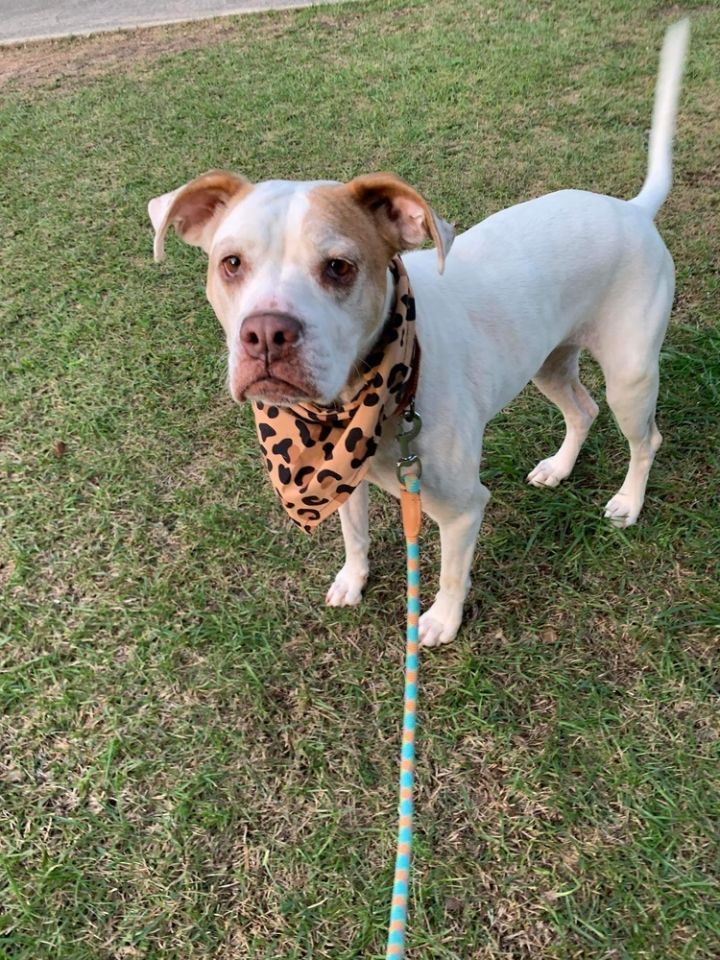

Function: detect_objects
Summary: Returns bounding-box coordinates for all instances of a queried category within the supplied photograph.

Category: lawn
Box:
[1,1,719,957]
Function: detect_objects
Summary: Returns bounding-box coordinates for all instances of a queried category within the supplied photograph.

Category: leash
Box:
[386,404,423,959]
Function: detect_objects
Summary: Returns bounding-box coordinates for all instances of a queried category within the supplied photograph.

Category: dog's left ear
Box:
[346,172,455,273]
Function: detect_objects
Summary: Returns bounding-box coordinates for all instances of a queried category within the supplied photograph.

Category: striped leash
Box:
[386,407,423,959]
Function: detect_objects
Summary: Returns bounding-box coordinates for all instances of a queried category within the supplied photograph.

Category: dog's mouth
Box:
[231,353,326,406]
[241,375,314,405]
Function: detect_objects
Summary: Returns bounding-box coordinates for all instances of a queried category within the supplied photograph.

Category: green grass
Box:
[1,0,719,957]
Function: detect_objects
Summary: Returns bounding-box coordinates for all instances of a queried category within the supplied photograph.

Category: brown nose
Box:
[240,312,302,362]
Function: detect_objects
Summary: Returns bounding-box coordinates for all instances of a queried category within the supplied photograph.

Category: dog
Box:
[148,20,689,647]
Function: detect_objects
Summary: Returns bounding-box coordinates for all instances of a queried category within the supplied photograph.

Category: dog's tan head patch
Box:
[306,174,454,278]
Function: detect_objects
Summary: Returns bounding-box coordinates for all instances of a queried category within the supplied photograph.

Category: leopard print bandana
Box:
[251,256,418,532]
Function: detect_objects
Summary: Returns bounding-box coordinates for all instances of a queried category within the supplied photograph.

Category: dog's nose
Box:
[240,312,302,362]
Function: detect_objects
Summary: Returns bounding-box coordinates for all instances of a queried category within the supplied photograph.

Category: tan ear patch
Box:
[148,170,252,261]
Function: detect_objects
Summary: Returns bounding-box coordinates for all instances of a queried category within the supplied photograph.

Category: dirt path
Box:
[0,0,332,45]
[0,2,359,90]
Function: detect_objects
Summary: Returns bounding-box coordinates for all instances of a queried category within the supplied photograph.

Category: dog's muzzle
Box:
[232,311,314,403]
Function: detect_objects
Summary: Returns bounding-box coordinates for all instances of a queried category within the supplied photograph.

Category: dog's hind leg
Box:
[527,346,599,488]
[593,264,672,527]
[601,364,663,528]
[326,481,369,606]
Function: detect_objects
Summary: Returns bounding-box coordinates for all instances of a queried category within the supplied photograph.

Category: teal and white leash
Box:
[386,408,423,958]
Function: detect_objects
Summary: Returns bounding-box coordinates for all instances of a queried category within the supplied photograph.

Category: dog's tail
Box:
[631,18,690,218]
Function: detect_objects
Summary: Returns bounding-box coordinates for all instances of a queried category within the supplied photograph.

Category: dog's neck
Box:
[337,265,397,404]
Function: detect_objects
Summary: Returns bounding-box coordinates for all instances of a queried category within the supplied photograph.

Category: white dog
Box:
[148,20,689,647]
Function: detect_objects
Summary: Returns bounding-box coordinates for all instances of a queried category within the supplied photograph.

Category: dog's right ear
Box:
[148,170,252,262]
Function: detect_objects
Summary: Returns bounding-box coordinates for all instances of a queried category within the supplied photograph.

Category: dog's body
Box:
[149,21,688,647]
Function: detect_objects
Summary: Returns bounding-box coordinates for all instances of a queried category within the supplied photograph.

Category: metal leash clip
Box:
[396,401,422,483]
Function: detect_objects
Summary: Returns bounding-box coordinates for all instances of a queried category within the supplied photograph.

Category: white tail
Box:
[632,18,690,218]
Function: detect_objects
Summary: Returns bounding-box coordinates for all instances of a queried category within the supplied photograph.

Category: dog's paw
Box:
[527,456,571,488]
[419,597,462,648]
[604,492,641,528]
[325,565,367,607]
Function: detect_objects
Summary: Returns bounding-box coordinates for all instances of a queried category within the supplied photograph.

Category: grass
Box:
[1,0,719,957]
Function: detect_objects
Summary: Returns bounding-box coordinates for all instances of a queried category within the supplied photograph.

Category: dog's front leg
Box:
[420,483,490,647]
[326,481,369,607]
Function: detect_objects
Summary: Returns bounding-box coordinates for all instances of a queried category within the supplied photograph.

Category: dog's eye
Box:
[324,258,357,284]
[222,255,242,277]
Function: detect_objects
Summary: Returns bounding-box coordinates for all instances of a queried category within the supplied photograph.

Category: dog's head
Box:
[148,172,454,406]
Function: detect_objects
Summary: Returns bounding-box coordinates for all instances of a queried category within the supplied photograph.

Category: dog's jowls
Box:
[148,20,689,647]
